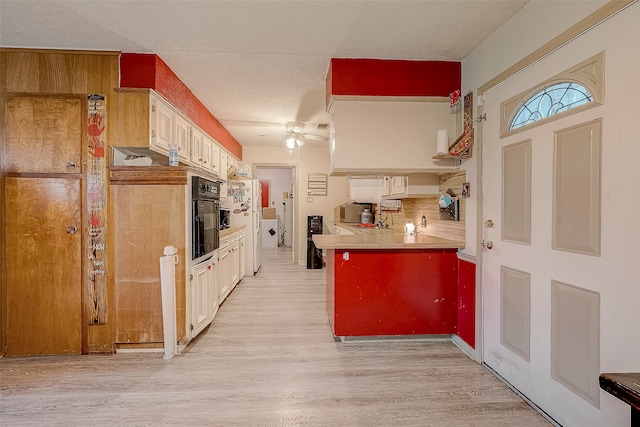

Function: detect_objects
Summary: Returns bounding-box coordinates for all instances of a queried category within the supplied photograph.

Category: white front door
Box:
[480,10,639,425]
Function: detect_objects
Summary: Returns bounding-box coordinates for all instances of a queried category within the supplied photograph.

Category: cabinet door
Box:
[152,98,173,152]
[390,176,407,195]
[4,177,82,355]
[174,114,190,160]
[190,126,204,166]
[191,261,210,337]
[218,247,231,301]
[201,135,213,170]
[4,95,83,173]
[209,258,219,318]
[211,143,220,176]
[380,176,390,196]
[230,241,240,286]
[239,237,246,279]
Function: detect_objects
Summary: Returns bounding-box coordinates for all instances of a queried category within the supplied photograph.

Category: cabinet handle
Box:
[66,225,77,234]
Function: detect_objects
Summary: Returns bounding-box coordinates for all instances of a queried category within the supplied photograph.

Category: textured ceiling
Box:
[0,0,529,148]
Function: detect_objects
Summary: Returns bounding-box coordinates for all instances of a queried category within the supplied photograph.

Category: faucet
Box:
[376,202,388,228]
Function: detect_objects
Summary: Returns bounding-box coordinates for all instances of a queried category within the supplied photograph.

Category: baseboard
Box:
[451,334,480,362]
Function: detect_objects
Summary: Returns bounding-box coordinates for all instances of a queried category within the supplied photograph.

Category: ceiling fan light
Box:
[286,136,296,149]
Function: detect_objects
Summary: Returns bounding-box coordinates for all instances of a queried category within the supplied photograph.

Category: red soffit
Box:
[120,53,242,160]
[328,58,461,98]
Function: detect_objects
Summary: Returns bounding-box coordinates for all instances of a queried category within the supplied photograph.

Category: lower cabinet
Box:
[230,235,240,288]
[190,256,218,338]
[218,236,231,302]
[239,231,246,279]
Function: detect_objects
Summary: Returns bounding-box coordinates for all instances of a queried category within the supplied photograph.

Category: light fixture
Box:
[286,136,296,149]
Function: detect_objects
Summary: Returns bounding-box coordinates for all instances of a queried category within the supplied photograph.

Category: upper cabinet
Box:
[383,174,439,199]
[116,89,237,180]
[329,99,459,175]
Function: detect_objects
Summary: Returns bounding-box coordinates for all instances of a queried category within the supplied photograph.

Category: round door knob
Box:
[66,225,77,234]
[485,219,494,228]
[66,161,77,170]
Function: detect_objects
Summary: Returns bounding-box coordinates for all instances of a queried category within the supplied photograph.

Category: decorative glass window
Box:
[500,52,603,138]
[509,83,593,130]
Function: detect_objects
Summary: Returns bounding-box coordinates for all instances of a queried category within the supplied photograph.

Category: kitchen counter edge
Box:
[312,232,463,250]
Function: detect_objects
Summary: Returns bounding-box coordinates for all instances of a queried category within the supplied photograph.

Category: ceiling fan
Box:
[259,121,329,148]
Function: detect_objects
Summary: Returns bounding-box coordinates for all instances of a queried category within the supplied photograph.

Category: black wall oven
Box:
[192,176,220,263]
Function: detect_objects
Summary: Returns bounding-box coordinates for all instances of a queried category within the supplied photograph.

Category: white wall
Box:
[462,1,640,425]
[256,167,293,246]
[242,145,349,264]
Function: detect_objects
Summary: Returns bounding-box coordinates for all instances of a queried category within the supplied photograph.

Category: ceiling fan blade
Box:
[300,132,329,142]
[259,132,288,137]
[223,119,284,127]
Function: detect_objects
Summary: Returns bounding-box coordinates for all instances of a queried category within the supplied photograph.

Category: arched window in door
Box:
[509,82,593,131]
[499,52,603,138]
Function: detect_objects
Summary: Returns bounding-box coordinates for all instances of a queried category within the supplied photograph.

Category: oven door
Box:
[192,199,220,261]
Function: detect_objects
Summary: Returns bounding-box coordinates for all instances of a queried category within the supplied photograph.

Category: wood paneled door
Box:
[4,178,83,355]
[2,94,85,355]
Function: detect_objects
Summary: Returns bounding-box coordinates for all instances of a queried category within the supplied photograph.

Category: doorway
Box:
[255,166,296,263]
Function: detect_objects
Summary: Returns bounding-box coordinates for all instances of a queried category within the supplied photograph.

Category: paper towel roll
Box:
[436,129,449,155]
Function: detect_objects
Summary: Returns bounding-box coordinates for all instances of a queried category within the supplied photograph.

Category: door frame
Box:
[472,1,628,365]
[254,164,298,265]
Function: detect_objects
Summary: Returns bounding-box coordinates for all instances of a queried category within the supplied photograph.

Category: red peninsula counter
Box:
[312,230,464,338]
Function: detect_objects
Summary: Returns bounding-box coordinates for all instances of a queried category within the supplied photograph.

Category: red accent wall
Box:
[120,53,243,159]
[327,58,461,102]
[457,258,476,348]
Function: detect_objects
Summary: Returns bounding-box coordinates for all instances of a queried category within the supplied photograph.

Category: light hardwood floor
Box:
[0,248,550,426]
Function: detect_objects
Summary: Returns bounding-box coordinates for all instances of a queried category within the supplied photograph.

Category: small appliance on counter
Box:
[340,203,373,223]
[219,208,231,230]
[360,208,374,224]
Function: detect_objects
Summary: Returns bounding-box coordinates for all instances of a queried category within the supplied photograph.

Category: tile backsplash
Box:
[379,171,466,243]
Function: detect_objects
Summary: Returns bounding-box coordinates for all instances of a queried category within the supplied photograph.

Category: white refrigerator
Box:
[227,179,262,276]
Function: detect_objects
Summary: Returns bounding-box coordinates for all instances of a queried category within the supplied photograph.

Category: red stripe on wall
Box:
[120,53,243,160]
[457,258,476,348]
[327,58,461,99]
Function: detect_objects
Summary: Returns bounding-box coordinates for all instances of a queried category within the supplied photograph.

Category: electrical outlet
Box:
[307,197,313,203]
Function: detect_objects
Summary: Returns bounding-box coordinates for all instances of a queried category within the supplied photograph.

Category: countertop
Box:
[313,223,464,250]
[220,225,245,238]
[599,373,640,410]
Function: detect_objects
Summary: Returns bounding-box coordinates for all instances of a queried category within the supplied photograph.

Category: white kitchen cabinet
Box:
[384,174,439,199]
[117,89,229,180]
[239,230,246,279]
[218,236,231,302]
[330,99,459,174]
[190,126,204,166]
[201,135,213,171]
[210,142,220,176]
[390,176,406,195]
[381,176,390,196]
[348,177,382,203]
[190,256,217,338]
[229,235,240,288]
[150,96,173,152]
[174,112,190,161]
